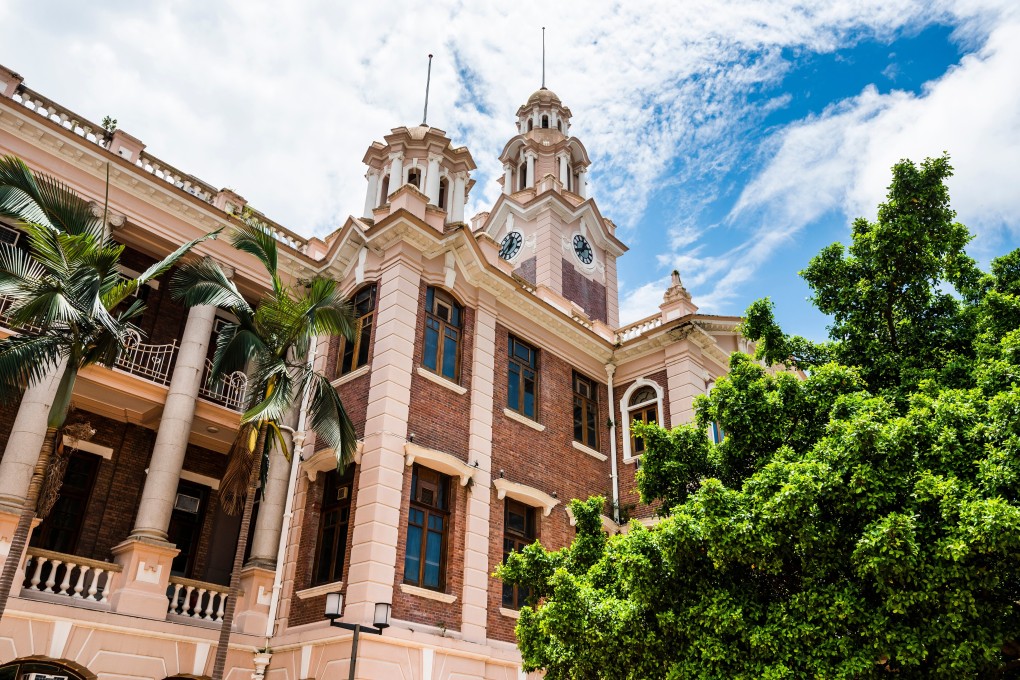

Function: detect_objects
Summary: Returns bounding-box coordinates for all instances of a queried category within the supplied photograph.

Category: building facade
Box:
[0,65,745,679]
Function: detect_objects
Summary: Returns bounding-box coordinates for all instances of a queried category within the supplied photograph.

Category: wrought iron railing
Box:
[114,328,178,385]
[198,359,248,411]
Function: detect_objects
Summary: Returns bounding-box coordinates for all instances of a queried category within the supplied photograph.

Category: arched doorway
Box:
[0,657,94,680]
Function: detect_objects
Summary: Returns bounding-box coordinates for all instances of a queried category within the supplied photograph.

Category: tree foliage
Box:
[498,155,1020,678]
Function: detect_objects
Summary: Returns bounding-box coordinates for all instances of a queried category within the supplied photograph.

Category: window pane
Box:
[502,581,515,608]
[508,363,520,410]
[523,371,536,418]
[423,324,439,371]
[442,331,458,380]
[404,524,422,585]
[586,406,597,447]
[424,528,443,588]
[574,397,583,441]
[316,523,336,583]
[357,319,372,367]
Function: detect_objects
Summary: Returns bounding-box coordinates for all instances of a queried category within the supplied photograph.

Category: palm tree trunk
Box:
[211,423,269,680]
[0,425,59,622]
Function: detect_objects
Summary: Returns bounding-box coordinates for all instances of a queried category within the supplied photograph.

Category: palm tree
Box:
[170,214,357,680]
[0,155,218,621]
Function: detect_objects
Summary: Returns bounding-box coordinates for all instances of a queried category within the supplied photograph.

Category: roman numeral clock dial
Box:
[499,231,523,260]
[573,234,594,265]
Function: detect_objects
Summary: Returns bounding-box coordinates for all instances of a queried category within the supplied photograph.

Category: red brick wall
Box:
[486,323,613,642]
[614,370,670,520]
[513,257,536,286]
[561,258,607,323]
[119,246,188,351]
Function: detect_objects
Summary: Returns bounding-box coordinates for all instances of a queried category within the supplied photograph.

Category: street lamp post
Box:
[324,593,391,680]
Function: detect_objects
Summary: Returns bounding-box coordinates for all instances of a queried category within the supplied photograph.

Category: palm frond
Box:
[0,186,47,228]
[0,332,63,399]
[306,370,357,470]
[231,217,280,292]
[241,361,294,426]
[0,156,102,238]
[210,323,265,379]
[168,258,252,314]
[0,243,47,295]
[105,228,220,310]
[219,422,259,515]
[301,277,357,340]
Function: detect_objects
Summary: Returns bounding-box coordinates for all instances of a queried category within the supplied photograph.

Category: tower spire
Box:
[541,27,546,89]
[422,53,433,126]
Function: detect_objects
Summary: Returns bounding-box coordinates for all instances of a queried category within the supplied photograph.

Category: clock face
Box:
[573,234,594,265]
[499,231,523,261]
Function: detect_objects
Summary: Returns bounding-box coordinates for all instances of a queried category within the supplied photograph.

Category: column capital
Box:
[388,151,404,161]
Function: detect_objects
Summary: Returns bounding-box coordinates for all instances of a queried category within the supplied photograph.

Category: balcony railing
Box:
[198,358,248,412]
[616,314,663,343]
[0,294,42,334]
[21,547,121,606]
[167,576,231,624]
[114,328,178,386]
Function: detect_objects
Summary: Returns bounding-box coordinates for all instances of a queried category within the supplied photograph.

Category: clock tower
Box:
[482,87,627,328]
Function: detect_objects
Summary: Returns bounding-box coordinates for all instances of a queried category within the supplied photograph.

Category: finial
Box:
[541,27,546,89]
[422,53,433,126]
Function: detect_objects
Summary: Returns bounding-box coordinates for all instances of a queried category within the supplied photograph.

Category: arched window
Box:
[422,287,463,382]
[407,169,421,188]
[518,162,528,191]
[338,284,377,375]
[527,119,534,131]
[557,120,563,132]
[0,659,90,680]
[438,177,449,211]
[379,173,390,204]
[620,379,664,461]
[541,115,549,128]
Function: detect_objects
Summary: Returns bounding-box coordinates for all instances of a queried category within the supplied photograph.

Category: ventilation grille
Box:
[0,223,20,246]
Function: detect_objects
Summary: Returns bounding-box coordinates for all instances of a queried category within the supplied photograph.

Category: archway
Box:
[0,657,94,680]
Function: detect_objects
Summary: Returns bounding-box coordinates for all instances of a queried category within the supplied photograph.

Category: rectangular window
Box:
[30,451,100,555]
[502,499,537,609]
[403,465,451,590]
[313,466,356,585]
[422,287,462,382]
[339,284,377,375]
[572,372,599,449]
[507,335,538,419]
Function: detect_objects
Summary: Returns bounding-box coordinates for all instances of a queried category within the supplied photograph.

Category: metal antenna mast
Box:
[541,27,546,89]
[422,53,433,125]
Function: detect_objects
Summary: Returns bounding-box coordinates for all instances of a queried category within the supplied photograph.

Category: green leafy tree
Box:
[0,156,215,622]
[499,156,1020,677]
[170,214,357,680]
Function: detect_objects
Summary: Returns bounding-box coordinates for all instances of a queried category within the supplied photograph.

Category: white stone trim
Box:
[62,435,113,460]
[416,366,467,395]
[295,580,344,599]
[564,505,620,534]
[619,378,665,462]
[400,583,457,603]
[502,408,545,431]
[302,441,364,481]
[404,442,475,486]
[499,607,521,619]
[571,440,607,461]
[493,478,559,517]
[179,469,220,491]
[331,363,370,387]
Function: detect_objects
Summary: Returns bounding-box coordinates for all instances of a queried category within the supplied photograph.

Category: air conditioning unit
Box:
[337,486,349,501]
[25,673,70,680]
[174,493,201,514]
[0,223,20,246]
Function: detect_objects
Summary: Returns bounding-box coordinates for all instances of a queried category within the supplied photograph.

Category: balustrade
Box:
[198,358,248,411]
[616,315,663,343]
[166,576,231,623]
[114,328,178,385]
[21,548,120,605]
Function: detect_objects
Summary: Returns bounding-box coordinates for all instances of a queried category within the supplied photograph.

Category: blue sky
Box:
[1,1,1017,339]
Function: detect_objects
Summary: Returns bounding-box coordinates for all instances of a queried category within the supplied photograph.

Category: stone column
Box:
[344,243,422,624]
[451,173,466,223]
[577,168,588,198]
[130,303,217,540]
[558,155,569,186]
[461,297,497,643]
[425,154,442,205]
[526,153,536,189]
[503,164,513,195]
[363,170,379,219]
[388,152,404,194]
[247,423,294,564]
[0,358,66,514]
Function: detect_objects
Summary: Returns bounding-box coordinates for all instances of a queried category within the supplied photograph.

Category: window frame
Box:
[421,287,463,383]
[403,464,451,591]
[572,371,600,450]
[502,498,537,610]
[507,334,539,420]
[620,379,665,462]
[338,284,377,376]
[312,465,356,586]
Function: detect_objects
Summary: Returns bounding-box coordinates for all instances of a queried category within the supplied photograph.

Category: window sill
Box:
[623,455,641,466]
[400,583,457,603]
[503,408,545,431]
[416,366,467,395]
[499,607,521,619]
[331,364,370,387]
[572,441,607,461]
[296,580,343,600]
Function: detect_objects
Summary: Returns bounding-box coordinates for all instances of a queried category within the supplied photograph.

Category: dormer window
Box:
[407,169,421,188]
[541,115,549,128]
